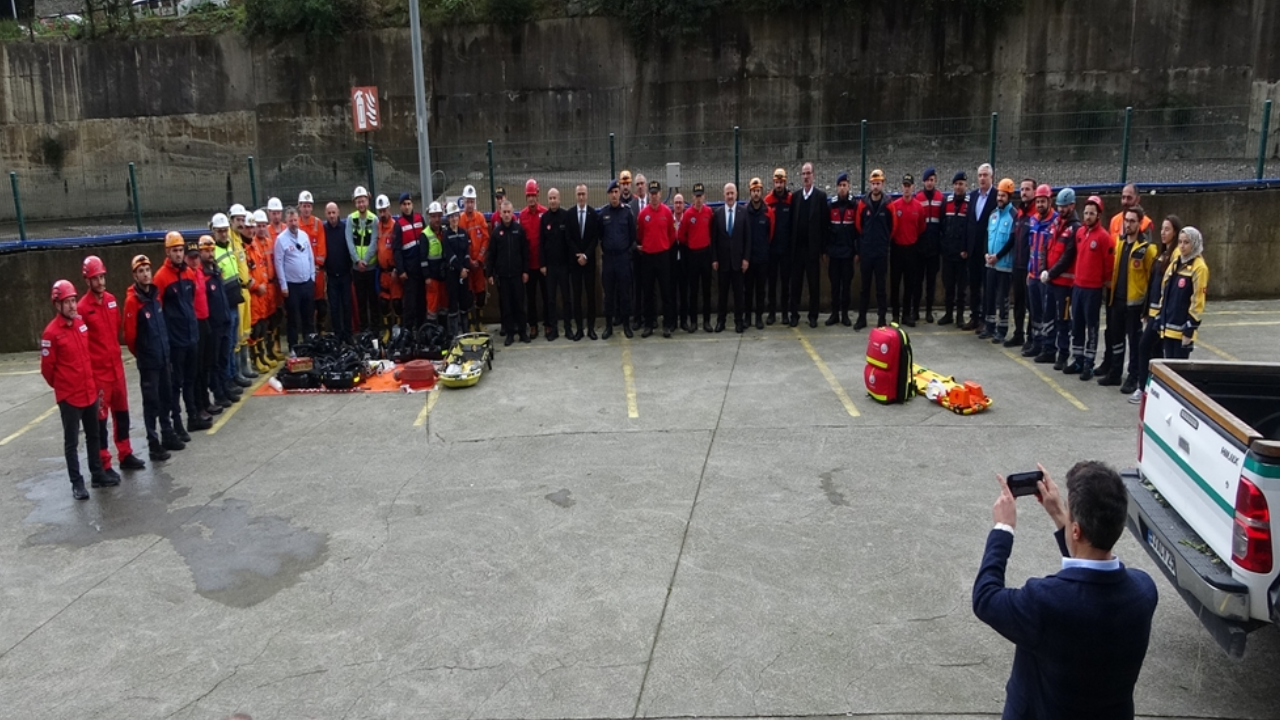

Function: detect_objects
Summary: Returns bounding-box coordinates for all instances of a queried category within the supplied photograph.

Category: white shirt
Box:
[1062,556,1121,571]
[975,187,991,218]
[803,186,814,200]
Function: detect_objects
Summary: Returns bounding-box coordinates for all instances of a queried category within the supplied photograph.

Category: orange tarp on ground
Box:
[254,367,409,396]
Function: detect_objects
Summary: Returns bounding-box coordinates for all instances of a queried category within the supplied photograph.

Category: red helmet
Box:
[524,178,539,196]
[1034,184,1052,199]
[1086,195,1104,212]
[82,255,106,279]
[51,279,77,303]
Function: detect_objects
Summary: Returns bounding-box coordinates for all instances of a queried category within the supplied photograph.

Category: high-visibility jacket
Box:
[41,313,98,407]
[1107,233,1156,307]
[1109,211,1153,242]
[1158,255,1209,342]
[76,290,125,386]
[348,210,379,267]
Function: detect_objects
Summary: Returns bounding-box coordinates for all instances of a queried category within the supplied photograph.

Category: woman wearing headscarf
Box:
[1128,215,1182,402]
[1156,225,1208,360]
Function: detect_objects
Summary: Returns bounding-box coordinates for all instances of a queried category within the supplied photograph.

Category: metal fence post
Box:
[734,126,741,190]
[609,132,616,181]
[988,112,998,169]
[487,140,497,213]
[128,162,143,233]
[248,155,259,208]
[9,171,27,245]
[1120,107,1133,184]
[860,119,867,195]
[1258,99,1273,181]
[365,144,376,199]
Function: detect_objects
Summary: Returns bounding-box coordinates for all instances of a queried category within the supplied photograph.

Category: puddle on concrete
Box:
[544,488,575,508]
[20,470,328,608]
[818,469,850,507]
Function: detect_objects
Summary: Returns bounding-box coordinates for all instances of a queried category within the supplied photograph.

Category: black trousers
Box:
[138,366,173,441]
[209,321,231,402]
[59,399,103,485]
[545,266,572,332]
[890,244,921,319]
[766,253,790,317]
[967,252,986,321]
[525,268,547,329]
[1101,303,1145,377]
[401,271,424,331]
[639,251,675,330]
[686,248,713,324]
[941,253,967,318]
[1162,338,1193,360]
[1010,266,1027,338]
[286,280,316,346]
[446,271,473,314]
[982,268,1012,338]
[788,255,821,321]
[353,269,378,332]
[858,255,888,322]
[601,255,633,324]
[569,261,597,330]
[1047,283,1073,353]
[827,257,853,318]
[744,262,767,319]
[670,247,687,327]
[327,273,354,339]
[195,318,212,409]
[919,250,941,315]
[169,343,198,425]
[498,274,526,336]
[717,268,746,325]
[1070,286,1104,364]
[1135,319,1163,389]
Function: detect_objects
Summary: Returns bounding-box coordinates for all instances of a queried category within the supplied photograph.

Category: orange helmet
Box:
[131,254,152,272]
[51,279,76,303]
[997,178,1016,194]
[82,255,106,278]
[164,231,185,249]
[198,234,216,249]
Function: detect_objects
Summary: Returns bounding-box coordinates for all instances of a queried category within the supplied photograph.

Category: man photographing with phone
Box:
[974,461,1158,719]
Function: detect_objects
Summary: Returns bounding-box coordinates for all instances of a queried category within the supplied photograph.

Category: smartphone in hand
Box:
[1006,470,1044,498]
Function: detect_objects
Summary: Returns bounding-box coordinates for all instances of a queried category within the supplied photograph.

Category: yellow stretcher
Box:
[912,363,993,415]
[438,333,494,389]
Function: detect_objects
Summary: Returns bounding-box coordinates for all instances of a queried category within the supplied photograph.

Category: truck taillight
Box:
[1232,477,1273,574]
[1137,391,1147,463]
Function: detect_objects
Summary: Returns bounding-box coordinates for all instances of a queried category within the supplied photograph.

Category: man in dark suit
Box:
[712,182,750,333]
[965,163,996,330]
[788,161,828,328]
[568,183,600,340]
[974,461,1158,720]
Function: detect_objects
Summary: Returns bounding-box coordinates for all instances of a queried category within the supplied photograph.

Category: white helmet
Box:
[267,197,284,212]
[445,201,460,216]
[462,185,477,200]
[252,209,269,225]
[243,212,257,227]
[375,194,391,210]
[352,186,370,200]
[210,213,230,230]
[427,201,444,215]
[228,203,247,218]
[298,190,314,204]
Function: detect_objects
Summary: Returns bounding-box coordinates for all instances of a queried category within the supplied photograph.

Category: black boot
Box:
[1120,375,1139,395]
[602,322,614,340]
[756,314,764,330]
[622,321,634,339]
[853,316,868,331]
[173,419,191,444]
[149,437,171,462]
[162,430,186,451]
[1097,370,1122,387]
[766,312,776,326]
[825,314,840,326]
[120,453,146,470]
[938,313,953,326]
[71,479,89,500]
[1052,351,1068,371]
[1063,359,1083,375]
[1002,333,1025,348]
[1079,362,1095,381]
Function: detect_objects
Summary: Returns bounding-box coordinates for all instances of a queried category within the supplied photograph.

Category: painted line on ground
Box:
[1001,349,1089,412]
[620,336,639,419]
[1210,320,1280,327]
[0,369,40,376]
[0,404,59,446]
[206,372,273,435]
[1204,309,1280,316]
[414,389,441,427]
[1196,340,1239,362]
[793,328,860,417]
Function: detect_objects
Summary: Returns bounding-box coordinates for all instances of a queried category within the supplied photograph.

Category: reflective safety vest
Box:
[426,226,443,260]
[215,243,239,283]
[349,210,377,261]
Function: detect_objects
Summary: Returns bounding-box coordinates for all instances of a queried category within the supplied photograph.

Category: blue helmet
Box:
[1055,188,1076,206]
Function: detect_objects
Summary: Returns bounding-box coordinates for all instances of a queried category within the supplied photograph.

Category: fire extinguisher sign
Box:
[351,86,380,132]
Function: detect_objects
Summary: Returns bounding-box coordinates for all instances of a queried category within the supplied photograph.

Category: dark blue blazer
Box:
[973,528,1158,720]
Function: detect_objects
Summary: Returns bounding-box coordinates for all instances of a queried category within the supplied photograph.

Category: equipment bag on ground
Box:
[864,324,916,404]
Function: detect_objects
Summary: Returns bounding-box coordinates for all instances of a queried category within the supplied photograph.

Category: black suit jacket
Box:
[569,204,601,265]
[973,528,1158,720]
[789,186,829,261]
[712,203,749,269]
[967,187,996,257]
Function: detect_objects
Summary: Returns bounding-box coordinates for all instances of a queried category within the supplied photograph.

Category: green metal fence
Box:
[2,101,1276,243]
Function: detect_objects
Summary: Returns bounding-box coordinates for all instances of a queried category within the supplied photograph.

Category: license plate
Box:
[1146,529,1178,580]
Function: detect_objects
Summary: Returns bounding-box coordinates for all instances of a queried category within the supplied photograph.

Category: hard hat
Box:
[1034,183,1053,199]
[131,254,151,272]
[619,170,633,182]
[446,201,461,216]
[298,190,314,204]
[228,203,247,217]
[1056,188,1076,206]
[253,209,269,224]
[748,177,763,190]
[198,235,216,249]
[427,201,443,215]
[524,178,539,195]
[210,213,230,229]
[243,212,257,227]
[997,178,1016,194]
[51,279,77,303]
[353,186,370,200]
[773,168,787,181]
[869,168,885,182]
[375,194,391,210]
[1086,195,1104,212]
[462,185,477,199]
[267,197,284,212]
[81,255,106,279]
[164,230,186,249]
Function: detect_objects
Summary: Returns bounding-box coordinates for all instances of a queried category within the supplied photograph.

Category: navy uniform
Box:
[487,215,530,345]
[825,172,857,326]
[391,192,428,330]
[599,181,638,339]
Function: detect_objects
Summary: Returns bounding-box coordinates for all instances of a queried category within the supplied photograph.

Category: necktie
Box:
[580,208,585,238]
[727,208,734,235]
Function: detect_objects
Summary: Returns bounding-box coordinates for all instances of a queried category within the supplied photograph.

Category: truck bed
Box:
[1166,362,1280,441]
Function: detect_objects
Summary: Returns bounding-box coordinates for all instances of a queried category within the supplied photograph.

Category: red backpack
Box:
[864,324,916,404]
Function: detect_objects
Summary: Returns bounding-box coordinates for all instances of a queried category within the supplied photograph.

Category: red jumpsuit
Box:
[77,290,133,466]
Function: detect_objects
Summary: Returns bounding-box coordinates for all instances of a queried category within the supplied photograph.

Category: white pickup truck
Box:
[1126,359,1280,658]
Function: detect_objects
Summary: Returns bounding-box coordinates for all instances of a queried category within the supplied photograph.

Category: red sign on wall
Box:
[351,86,380,132]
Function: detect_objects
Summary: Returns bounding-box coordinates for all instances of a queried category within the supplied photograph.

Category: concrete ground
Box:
[1,299,1279,720]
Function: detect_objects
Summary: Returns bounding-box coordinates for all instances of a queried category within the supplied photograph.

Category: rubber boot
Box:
[232,345,253,387]
[252,343,271,374]
[239,346,260,379]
